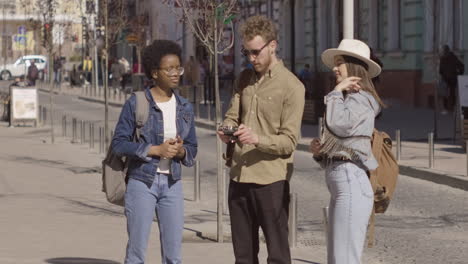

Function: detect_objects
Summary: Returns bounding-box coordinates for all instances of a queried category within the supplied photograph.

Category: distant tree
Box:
[163,0,239,243]
[98,0,129,148]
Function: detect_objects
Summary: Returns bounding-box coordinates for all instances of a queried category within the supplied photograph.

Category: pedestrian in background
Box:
[369,47,383,87]
[298,63,313,98]
[218,15,305,264]
[83,55,93,84]
[439,44,464,112]
[27,61,39,86]
[53,56,62,86]
[310,39,386,264]
[111,39,197,264]
[110,58,124,95]
[119,57,131,93]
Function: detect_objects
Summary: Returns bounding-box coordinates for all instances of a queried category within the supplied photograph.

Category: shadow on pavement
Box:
[438,147,465,154]
[45,257,120,264]
[376,213,468,229]
[293,259,321,264]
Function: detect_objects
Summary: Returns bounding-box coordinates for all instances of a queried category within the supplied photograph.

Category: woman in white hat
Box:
[310,39,385,264]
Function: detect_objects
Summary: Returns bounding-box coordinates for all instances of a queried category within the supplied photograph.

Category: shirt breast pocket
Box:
[257,95,282,121]
[178,112,193,139]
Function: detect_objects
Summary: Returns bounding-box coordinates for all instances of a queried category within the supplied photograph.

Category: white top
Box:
[156,94,177,174]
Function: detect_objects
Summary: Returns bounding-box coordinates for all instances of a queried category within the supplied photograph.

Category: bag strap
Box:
[367,206,376,248]
[134,91,149,141]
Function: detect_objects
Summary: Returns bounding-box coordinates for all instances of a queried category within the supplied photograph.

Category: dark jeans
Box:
[228,180,291,264]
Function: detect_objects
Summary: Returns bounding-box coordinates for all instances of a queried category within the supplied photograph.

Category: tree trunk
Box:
[48,50,54,143]
[104,0,109,150]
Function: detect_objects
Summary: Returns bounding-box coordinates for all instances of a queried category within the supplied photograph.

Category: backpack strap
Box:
[367,206,376,248]
[134,91,149,141]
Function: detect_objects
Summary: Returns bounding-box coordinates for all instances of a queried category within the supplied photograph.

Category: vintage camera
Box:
[219,125,239,139]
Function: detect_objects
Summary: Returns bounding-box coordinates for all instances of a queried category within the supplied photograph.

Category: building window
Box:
[387,0,401,51]
[431,0,463,51]
[354,0,361,39]
[453,0,463,50]
[424,0,435,52]
[368,0,378,49]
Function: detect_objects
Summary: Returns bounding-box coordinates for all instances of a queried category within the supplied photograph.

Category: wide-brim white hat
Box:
[321,39,382,78]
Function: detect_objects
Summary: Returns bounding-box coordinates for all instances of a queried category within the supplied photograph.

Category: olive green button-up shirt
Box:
[223,61,305,185]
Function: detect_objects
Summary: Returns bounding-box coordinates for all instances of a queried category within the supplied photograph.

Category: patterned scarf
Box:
[319,117,370,161]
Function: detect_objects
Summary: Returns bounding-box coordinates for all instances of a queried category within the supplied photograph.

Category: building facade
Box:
[0,0,85,66]
[235,0,468,109]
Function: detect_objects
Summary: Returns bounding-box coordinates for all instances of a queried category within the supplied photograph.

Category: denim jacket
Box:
[321,90,380,171]
[111,88,198,187]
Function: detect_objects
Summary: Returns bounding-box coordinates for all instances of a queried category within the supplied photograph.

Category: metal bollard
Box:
[72,118,77,143]
[466,140,468,177]
[208,103,212,121]
[322,206,329,246]
[90,123,95,149]
[194,160,201,202]
[318,117,323,137]
[195,94,200,119]
[42,107,47,123]
[62,116,66,137]
[396,129,401,161]
[89,123,92,148]
[288,193,298,248]
[80,120,85,144]
[223,167,229,215]
[38,105,43,124]
[99,127,103,153]
[429,132,434,168]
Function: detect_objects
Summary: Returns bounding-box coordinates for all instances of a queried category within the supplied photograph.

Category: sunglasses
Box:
[241,40,272,57]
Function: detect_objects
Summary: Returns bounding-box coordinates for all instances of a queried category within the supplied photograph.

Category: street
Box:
[0,82,467,264]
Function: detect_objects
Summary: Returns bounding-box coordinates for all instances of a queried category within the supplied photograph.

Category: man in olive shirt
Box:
[217,15,305,264]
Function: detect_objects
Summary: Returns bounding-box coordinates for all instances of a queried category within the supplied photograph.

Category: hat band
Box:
[343,55,369,71]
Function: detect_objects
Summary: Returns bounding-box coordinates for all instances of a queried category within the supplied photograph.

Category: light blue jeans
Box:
[124,174,184,264]
[325,161,374,264]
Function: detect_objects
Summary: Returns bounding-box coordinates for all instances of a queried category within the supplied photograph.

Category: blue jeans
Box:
[326,161,374,264]
[124,175,184,264]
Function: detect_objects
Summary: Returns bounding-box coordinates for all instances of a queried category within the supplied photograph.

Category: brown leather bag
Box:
[367,129,399,247]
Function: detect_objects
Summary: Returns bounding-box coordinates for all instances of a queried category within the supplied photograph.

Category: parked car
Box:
[0,55,47,80]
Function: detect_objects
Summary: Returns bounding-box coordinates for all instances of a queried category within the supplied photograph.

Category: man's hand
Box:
[217,130,233,144]
[234,124,259,145]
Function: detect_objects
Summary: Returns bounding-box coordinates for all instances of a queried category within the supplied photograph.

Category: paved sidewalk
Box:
[39,82,468,191]
[0,122,332,264]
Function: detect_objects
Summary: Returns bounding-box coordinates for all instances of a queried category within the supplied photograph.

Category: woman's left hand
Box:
[309,138,322,155]
[334,76,361,92]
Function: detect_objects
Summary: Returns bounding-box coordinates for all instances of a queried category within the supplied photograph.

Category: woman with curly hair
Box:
[111,39,198,264]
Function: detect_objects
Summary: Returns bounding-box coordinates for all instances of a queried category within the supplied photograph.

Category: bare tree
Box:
[128,14,148,74]
[163,0,238,243]
[97,0,129,149]
[35,0,58,143]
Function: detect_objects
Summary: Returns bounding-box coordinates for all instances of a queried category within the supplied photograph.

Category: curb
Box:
[399,165,468,191]
[40,89,468,192]
[78,96,125,108]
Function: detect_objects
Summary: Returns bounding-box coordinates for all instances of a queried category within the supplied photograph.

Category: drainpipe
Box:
[343,0,354,39]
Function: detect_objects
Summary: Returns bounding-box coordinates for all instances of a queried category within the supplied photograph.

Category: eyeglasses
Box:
[241,40,272,58]
[159,66,185,76]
